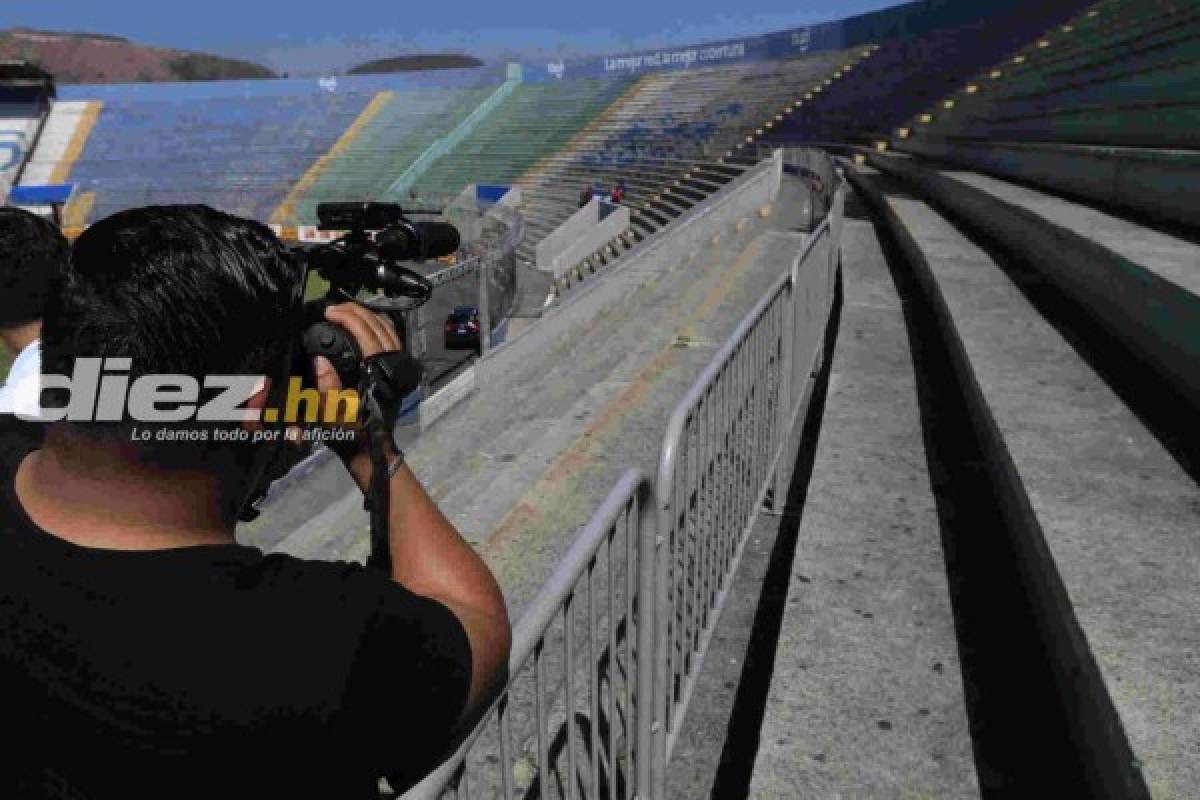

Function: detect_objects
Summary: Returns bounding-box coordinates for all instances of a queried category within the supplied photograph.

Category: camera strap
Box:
[358,351,424,573]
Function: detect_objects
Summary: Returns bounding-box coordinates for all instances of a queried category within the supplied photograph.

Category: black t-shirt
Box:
[0,417,471,798]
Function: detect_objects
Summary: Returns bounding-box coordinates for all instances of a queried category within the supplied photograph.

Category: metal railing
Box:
[400,470,657,800]
[403,160,844,800]
[649,185,842,788]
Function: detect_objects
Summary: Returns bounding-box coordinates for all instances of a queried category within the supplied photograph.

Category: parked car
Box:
[444,305,481,352]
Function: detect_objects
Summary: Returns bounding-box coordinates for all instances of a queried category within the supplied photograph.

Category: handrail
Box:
[650,178,844,796]
[400,469,657,799]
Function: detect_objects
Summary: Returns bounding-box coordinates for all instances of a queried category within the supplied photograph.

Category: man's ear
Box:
[241,377,272,433]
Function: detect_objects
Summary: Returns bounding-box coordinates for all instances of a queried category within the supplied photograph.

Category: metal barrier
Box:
[400,469,658,800]
[403,164,844,800]
[648,182,843,794]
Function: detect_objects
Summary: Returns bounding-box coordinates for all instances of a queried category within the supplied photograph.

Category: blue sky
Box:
[6,1,901,74]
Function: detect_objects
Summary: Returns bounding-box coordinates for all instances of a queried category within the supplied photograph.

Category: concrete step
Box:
[864,152,1200,466]
[878,185,1200,798]
[747,214,979,799]
[940,170,1200,299]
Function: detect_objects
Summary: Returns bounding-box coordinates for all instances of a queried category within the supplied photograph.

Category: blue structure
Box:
[7,184,75,206]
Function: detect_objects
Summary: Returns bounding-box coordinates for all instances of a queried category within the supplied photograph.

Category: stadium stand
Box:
[23,88,381,225]
[0,61,55,200]
[274,85,497,227]
[8,0,1200,796]
[765,0,1097,147]
[747,194,979,800]
[509,51,862,267]
[746,2,1200,789]
[741,0,1200,790]
[895,0,1200,228]
[407,78,636,195]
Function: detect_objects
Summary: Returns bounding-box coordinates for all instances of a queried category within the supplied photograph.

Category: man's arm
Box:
[320,303,511,721]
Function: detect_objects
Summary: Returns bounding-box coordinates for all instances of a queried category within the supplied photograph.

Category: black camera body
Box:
[297,202,461,396]
[241,203,461,561]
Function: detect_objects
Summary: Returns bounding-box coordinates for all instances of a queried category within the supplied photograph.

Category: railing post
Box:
[772,267,796,511]
[478,249,492,358]
[635,482,659,800]
[412,304,429,394]
[650,486,672,800]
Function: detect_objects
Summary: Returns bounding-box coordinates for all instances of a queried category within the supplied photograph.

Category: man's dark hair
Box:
[0,206,68,328]
[40,205,302,454]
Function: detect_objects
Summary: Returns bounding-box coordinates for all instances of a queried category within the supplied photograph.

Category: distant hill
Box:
[0,28,276,84]
[347,54,484,74]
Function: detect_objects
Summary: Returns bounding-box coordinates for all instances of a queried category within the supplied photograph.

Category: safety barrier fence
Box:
[401,469,657,800]
[401,171,844,800]
[651,185,841,781]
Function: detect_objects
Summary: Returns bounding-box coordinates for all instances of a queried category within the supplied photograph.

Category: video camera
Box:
[297,202,461,394]
[246,203,462,570]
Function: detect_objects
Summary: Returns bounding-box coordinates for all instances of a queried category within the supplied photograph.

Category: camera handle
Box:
[302,321,362,389]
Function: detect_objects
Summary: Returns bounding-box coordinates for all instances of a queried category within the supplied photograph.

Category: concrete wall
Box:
[446,184,483,244]
[445,184,522,246]
[535,197,631,278]
[782,147,838,230]
[899,138,1200,230]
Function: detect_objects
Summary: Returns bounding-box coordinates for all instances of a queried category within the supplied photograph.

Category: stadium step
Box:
[741,208,980,798]
[848,163,1200,798]
[933,170,1200,299]
[863,153,1200,466]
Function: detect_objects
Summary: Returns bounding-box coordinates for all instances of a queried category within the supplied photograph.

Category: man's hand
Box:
[307,303,403,486]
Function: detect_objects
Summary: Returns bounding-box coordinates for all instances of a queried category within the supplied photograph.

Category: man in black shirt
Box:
[0,206,511,797]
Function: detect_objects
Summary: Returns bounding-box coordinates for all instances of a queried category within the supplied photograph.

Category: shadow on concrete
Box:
[869,184,1102,798]
[707,268,842,799]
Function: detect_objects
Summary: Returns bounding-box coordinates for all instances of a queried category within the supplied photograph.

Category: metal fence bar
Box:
[588,564,601,800]
[535,642,551,796]
[605,534,618,800]
[399,469,655,800]
[564,590,579,800]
